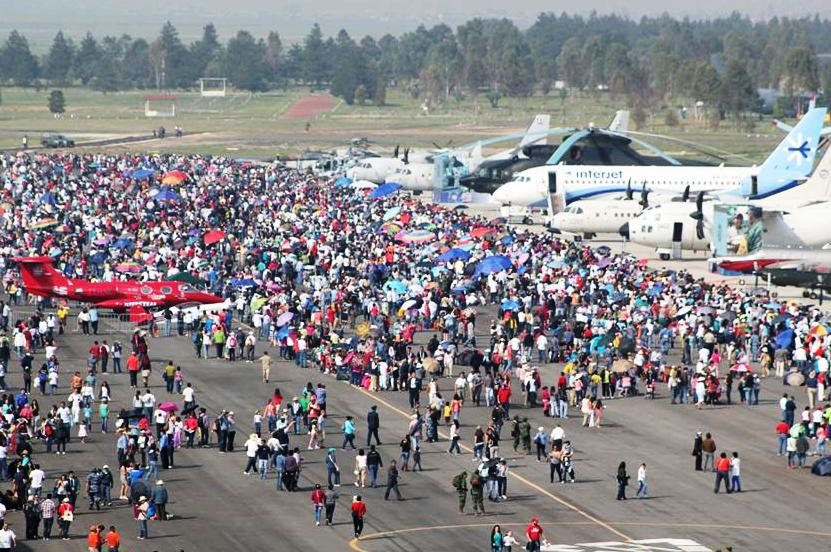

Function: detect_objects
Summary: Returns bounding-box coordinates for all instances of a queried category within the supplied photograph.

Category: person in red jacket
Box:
[776,420,790,455]
[497,385,511,415]
[714,452,732,494]
[311,484,326,526]
[351,495,366,538]
[526,517,544,551]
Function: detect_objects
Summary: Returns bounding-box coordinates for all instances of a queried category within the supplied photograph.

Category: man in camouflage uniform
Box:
[453,471,468,513]
[470,470,485,515]
[519,417,532,455]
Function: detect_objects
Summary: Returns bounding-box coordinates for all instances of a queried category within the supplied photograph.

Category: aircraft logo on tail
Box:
[786,134,812,165]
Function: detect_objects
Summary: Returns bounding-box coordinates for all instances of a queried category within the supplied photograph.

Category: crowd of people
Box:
[0,151,827,549]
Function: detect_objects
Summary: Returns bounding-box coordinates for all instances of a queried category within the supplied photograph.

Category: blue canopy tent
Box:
[335,177,353,188]
[369,182,402,199]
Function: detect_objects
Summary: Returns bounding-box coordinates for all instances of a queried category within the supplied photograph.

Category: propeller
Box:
[393,145,400,159]
[403,148,410,164]
[625,179,633,200]
[682,185,690,202]
[638,183,649,208]
[689,191,705,239]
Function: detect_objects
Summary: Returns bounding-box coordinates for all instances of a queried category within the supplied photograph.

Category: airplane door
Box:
[545,172,564,218]
[672,222,683,259]
[548,172,557,193]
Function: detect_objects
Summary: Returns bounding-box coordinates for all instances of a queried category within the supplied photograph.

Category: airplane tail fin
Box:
[607,110,630,132]
[761,144,831,203]
[15,257,68,295]
[759,107,826,176]
[519,114,550,148]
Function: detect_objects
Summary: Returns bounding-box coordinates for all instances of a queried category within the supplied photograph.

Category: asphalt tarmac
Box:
[3,300,829,552]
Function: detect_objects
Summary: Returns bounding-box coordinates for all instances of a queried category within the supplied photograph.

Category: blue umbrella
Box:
[437,248,471,262]
[277,326,290,339]
[155,190,181,201]
[40,192,57,206]
[501,300,520,311]
[774,329,794,350]
[335,177,353,188]
[501,235,514,245]
[89,252,108,264]
[383,280,407,294]
[474,255,512,276]
[129,169,155,180]
[112,238,134,250]
[230,278,257,287]
[369,182,402,199]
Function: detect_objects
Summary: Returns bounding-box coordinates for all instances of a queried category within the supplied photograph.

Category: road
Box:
[3,297,829,552]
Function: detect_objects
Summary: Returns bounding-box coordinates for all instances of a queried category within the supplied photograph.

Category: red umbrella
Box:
[164,170,188,181]
[470,226,492,239]
[204,230,226,245]
[159,402,178,412]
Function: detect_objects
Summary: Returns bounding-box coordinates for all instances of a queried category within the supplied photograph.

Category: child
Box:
[308,420,321,450]
[99,398,109,433]
[174,366,184,394]
[503,531,517,551]
[254,410,263,437]
[443,402,452,426]
[412,446,422,471]
[78,419,88,443]
[83,403,93,428]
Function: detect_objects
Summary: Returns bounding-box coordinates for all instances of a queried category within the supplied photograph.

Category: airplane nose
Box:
[618,222,629,239]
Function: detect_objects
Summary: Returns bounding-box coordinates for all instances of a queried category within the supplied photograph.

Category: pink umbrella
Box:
[276,311,294,327]
[159,402,178,412]
[204,230,226,245]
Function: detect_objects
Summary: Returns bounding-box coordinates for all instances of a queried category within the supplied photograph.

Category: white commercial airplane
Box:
[623,140,831,259]
[491,107,827,208]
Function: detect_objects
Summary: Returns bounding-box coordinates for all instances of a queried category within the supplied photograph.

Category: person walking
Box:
[533,426,548,462]
[453,471,468,513]
[354,449,368,488]
[366,406,381,446]
[260,351,271,383]
[702,433,717,472]
[324,485,338,526]
[470,469,485,515]
[325,448,341,487]
[152,481,168,521]
[135,496,149,540]
[616,461,629,500]
[351,495,366,538]
[730,452,741,492]
[635,463,648,498]
[448,420,461,455]
[105,525,120,552]
[311,484,326,526]
[366,445,382,488]
[525,517,544,552]
[342,416,357,449]
[714,452,731,493]
[58,498,73,540]
[692,432,703,471]
[384,459,403,501]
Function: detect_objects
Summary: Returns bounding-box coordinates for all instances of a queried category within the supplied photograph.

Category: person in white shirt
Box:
[29,465,45,497]
[635,463,648,498]
[550,424,565,448]
[0,522,15,550]
[730,452,741,492]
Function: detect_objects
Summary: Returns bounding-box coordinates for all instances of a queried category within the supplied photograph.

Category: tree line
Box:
[0,13,830,115]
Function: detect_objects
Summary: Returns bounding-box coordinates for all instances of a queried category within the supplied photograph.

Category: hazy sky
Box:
[4,0,831,48]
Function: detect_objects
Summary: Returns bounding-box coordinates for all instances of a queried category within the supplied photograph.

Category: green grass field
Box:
[0,85,795,161]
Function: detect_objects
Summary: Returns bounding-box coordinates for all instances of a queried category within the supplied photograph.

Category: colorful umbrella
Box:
[159,402,178,412]
[116,262,142,273]
[162,175,184,185]
[204,230,226,245]
[396,230,436,244]
[276,311,294,327]
[31,217,58,230]
[380,222,401,235]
